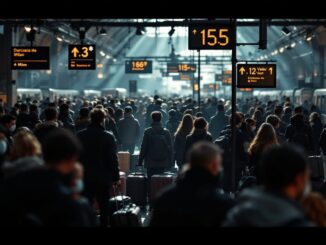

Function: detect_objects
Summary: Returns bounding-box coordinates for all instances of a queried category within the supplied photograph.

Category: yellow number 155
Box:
[200,28,229,46]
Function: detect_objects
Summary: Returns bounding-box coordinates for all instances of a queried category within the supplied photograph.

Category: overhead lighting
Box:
[56,36,63,42]
[113,58,117,62]
[24,26,31,32]
[105,55,111,59]
[168,26,175,37]
[279,47,284,53]
[97,73,104,79]
[306,35,313,41]
[291,42,296,48]
[100,51,106,57]
[99,27,107,35]
[136,26,145,35]
[274,49,278,55]
[281,26,291,36]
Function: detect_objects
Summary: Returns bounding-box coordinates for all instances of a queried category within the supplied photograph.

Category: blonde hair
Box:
[248,123,278,156]
[10,131,42,161]
[302,192,326,227]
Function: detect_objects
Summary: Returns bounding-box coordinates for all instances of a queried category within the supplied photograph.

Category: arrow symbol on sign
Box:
[71,47,79,57]
[239,67,246,75]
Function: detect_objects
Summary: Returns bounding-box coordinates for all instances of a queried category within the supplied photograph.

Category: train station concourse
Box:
[1,14,326,231]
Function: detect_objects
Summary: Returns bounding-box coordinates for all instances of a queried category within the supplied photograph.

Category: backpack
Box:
[148,129,170,162]
[289,127,309,150]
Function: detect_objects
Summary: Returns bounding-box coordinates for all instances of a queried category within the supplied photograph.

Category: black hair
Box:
[90,108,106,124]
[266,114,280,128]
[193,117,207,129]
[0,114,16,124]
[229,112,242,126]
[79,107,90,119]
[124,106,133,114]
[188,141,222,168]
[29,104,38,112]
[43,128,81,165]
[294,106,303,114]
[20,103,28,112]
[44,108,58,121]
[151,111,162,122]
[217,104,224,112]
[168,109,176,117]
[258,144,308,190]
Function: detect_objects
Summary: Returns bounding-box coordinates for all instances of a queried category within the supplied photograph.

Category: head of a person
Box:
[266,114,281,129]
[20,103,28,113]
[0,114,16,132]
[90,108,106,125]
[193,117,208,132]
[252,109,262,121]
[151,111,162,123]
[183,109,193,116]
[245,118,256,132]
[248,123,278,155]
[106,107,115,118]
[155,99,163,107]
[229,112,242,128]
[124,106,133,116]
[217,104,224,113]
[115,108,124,119]
[294,106,304,115]
[10,131,41,161]
[44,107,58,122]
[258,144,310,201]
[302,192,326,227]
[195,112,203,118]
[153,95,159,102]
[284,106,292,115]
[79,107,90,120]
[309,112,321,125]
[274,106,283,117]
[175,114,194,137]
[187,142,222,176]
[42,128,81,175]
[59,103,70,115]
[29,104,38,113]
[168,109,176,119]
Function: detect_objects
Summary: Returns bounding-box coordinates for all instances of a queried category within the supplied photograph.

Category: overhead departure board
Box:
[237,64,276,88]
[215,74,222,81]
[125,60,152,73]
[222,70,232,85]
[203,83,220,92]
[167,63,196,73]
[188,24,234,50]
[172,73,193,81]
[11,47,50,70]
[239,88,253,92]
[69,45,96,70]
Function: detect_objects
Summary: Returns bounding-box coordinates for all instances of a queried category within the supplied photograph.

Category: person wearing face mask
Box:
[150,142,234,226]
[0,114,16,149]
[77,108,120,227]
[224,145,314,227]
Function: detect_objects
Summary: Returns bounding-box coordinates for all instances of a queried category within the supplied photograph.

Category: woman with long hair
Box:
[248,123,278,176]
[174,114,194,168]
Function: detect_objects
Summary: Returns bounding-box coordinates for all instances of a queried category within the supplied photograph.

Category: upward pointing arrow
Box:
[239,67,246,75]
[71,47,79,57]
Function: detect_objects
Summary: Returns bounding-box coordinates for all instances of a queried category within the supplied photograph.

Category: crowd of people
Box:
[0,93,326,227]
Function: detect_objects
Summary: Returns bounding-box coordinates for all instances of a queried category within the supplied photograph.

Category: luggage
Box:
[111,203,142,227]
[108,194,132,217]
[110,171,127,196]
[117,151,130,173]
[308,155,325,181]
[150,172,176,204]
[126,171,147,206]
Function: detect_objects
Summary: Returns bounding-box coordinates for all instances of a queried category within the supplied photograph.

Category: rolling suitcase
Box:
[108,194,132,218]
[150,172,177,204]
[110,171,127,196]
[117,151,130,173]
[308,155,325,181]
[126,170,147,206]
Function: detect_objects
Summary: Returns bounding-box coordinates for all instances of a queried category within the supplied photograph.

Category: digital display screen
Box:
[69,45,96,70]
[125,60,152,73]
[172,73,193,81]
[167,63,196,73]
[239,88,253,92]
[188,24,234,50]
[203,83,219,92]
[11,47,50,70]
[237,64,276,88]
[222,70,232,85]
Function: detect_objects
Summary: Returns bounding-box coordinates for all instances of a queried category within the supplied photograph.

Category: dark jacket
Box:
[138,122,173,169]
[58,113,75,133]
[209,112,229,141]
[319,128,326,155]
[224,187,313,227]
[16,112,31,129]
[311,121,323,154]
[174,133,188,167]
[0,167,95,226]
[34,121,61,147]
[77,124,120,185]
[184,129,213,162]
[150,167,235,226]
[75,118,90,133]
[29,112,41,130]
[165,117,179,140]
[105,118,120,144]
[117,114,140,144]
[285,114,314,153]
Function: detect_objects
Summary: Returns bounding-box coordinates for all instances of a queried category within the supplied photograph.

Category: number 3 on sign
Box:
[81,47,89,58]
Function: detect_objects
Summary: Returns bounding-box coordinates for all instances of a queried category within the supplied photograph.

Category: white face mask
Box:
[9,124,16,132]
[302,181,311,198]
[0,139,7,155]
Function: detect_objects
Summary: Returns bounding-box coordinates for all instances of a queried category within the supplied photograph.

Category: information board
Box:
[11,47,50,70]
[69,45,96,70]
[237,64,276,88]
[125,60,152,73]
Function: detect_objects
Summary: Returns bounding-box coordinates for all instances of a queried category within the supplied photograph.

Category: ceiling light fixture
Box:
[281,26,291,36]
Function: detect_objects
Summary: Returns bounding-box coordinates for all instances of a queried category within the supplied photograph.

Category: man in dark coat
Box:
[16,103,31,129]
[150,142,234,226]
[209,104,229,141]
[138,111,173,194]
[117,106,140,154]
[224,145,313,227]
[0,128,95,226]
[285,106,314,154]
[77,108,120,227]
